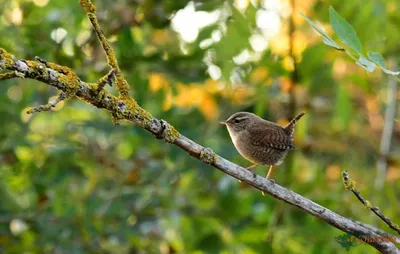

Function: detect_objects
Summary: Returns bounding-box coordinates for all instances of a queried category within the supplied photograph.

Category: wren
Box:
[220,112,305,181]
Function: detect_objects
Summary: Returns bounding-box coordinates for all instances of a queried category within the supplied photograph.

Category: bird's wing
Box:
[250,124,295,150]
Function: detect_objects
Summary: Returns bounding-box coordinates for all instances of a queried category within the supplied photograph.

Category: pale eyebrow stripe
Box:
[234,116,247,121]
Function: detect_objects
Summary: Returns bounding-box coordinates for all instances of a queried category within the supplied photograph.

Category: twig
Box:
[98,69,114,89]
[26,91,67,114]
[343,170,400,236]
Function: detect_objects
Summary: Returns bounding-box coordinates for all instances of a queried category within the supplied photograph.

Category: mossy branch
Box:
[79,0,130,98]
[0,48,178,141]
[343,170,400,236]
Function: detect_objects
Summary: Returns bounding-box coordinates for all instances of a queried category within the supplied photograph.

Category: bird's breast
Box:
[227,127,289,165]
[227,129,260,164]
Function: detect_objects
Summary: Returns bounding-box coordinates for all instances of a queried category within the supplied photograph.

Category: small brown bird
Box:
[220,112,305,181]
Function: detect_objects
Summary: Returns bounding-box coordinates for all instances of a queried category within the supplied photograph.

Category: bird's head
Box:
[220,112,258,133]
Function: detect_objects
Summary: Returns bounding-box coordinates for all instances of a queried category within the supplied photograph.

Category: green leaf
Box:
[322,37,342,50]
[367,51,385,66]
[329,6,362,54]
[300,12,343,50]
[367,51,400,76]
[356,56,376,72]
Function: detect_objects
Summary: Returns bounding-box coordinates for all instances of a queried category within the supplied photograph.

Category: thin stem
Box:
[343,170,400,236]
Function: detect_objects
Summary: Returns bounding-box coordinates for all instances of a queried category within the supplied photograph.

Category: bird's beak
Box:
[219,121,229,125]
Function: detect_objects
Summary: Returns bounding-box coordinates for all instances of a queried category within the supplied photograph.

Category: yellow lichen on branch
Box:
[0,48,16,68]
[342,170,356,191]
[0,72,18,80]
[46,62,80,96]
[0,47,179,142]
[79,0,130,98]
[79,0,96,13]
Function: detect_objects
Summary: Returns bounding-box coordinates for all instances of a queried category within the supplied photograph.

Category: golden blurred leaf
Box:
[149,73,169,92]
[333,58,347,79]
[250,67,269,84]
[163,87,173,111]
[387,166,400,182]
[365,95,383,130]
[282,56,294,71]
[174,84,203,107]
[292,0,315,25]
[293,31,308,58]
[222,86,253,104]
[279,77,293,93]
[173,83,218,120]
[204,79,220,94]
[326,164,341,181]
[200,94,218,120]
[269,30,289,56]
[151,29,171,46]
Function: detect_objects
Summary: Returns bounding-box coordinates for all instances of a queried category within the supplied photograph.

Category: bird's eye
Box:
[234,119,240,123]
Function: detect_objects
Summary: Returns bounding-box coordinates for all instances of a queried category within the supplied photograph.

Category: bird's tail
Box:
[284,112,305,137]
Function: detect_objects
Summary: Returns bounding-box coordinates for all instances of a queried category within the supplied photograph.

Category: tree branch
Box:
[343,170,400,236]
[0,1,399,252]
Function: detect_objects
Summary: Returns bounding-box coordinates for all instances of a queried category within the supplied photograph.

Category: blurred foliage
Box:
[1,0,400,253]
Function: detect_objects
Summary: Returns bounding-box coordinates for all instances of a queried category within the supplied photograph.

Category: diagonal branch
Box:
[79,0,130,98]
[343,170,400,235]
[1,48,399,254]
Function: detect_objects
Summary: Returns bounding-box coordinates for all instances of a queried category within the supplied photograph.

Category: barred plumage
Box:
[221,111,305,180]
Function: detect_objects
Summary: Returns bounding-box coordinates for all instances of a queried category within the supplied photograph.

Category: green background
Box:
[0,0,399,253]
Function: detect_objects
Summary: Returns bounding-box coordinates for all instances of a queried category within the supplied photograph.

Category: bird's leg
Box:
[266,165,274,179]
[261,166,275,196]
[266,165,275,184]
